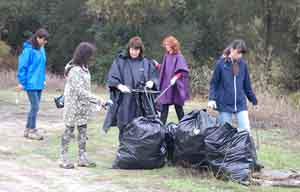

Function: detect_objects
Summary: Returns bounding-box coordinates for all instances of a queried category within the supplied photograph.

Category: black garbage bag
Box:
[113,116,166,169]
[133,89,159,118]
[165,123,178,162]
[173,110,217,165]
[169,109,260,183]
[205,123,256,183]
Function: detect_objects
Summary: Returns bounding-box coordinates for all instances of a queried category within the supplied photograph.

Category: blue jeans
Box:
[218,111,251,132]
[26,90,42,129]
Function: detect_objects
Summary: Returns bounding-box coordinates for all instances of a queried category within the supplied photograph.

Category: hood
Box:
[117,49,129,59]
[23,41,33,49]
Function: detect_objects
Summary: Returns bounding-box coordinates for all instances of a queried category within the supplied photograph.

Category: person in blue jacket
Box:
[16,28,49,140]
[208,39,257,133]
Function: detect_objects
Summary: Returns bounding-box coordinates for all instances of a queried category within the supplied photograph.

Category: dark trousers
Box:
[26,90,42,129]
[160,104,184,124]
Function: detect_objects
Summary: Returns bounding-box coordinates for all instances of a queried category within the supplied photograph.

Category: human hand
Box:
[102,99,113,110]
[15,84,23,92]
[152,59,159,65]
[145,80,154,89]
[207,100,217,109]
[170,76,178,86]
[152,59,161,70]
[98,98,105,105]
[117,84,131,93]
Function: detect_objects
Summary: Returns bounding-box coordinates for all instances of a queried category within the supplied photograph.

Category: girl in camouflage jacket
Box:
[60,42,102,169]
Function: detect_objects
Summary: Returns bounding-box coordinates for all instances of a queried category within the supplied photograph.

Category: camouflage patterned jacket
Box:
[63,65,99,127]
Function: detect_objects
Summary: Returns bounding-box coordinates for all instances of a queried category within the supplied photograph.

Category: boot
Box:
[78,151,96,167]
[26,128,43,140]
[59,126,75,169]
[77,125,96,167]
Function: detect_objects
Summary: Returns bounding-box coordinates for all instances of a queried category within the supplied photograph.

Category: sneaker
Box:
[78,160,96,167]
[59,162,75,169]
[78,155,96,168]
[26,129,44,140]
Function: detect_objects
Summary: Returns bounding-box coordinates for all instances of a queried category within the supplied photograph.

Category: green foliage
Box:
[0,41,10,57]
[0,0,94,73]
[1,0,300,94]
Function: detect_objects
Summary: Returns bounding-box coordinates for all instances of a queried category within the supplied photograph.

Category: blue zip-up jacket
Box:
[208,57,257,113]
[17,41,46,90]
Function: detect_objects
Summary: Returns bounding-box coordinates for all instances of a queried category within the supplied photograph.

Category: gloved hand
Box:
[145,80,154,89]
[170,76,178,86]
[152,59,161,70]
[102,99,113,110]
[117,84,131,93]
[152,59,159,65]
[207,100,217,109]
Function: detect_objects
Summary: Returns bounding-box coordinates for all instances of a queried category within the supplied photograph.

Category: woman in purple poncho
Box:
[156,36,190,124]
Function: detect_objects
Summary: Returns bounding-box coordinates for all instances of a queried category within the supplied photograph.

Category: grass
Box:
[1,88,300,192]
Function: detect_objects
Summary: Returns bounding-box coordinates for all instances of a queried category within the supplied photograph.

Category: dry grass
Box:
[0,70,65,91]
[0,70,18,89]
[1,70,299,137]
[249,91,300,136]
[45,72,65,92]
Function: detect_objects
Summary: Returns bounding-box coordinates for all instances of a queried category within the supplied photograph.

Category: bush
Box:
[0,41,10,58]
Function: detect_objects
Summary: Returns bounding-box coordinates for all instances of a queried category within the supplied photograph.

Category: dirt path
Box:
[0,97,132,192]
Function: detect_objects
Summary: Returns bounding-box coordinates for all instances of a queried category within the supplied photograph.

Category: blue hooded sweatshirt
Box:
[17,41,46,90]
[209,57,257,113]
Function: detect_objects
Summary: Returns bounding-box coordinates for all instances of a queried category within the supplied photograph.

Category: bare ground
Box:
[0,96,147,192]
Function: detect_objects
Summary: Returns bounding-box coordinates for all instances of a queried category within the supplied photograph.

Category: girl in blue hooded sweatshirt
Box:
[17,28,49,140]
[208,39,257,133]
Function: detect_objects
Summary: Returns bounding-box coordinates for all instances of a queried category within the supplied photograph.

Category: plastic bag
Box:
[113,116,166,169]
[54,94,64,108]
[173,109,217,165]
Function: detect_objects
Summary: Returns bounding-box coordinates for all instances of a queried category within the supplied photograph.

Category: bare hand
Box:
[16,84,23,92]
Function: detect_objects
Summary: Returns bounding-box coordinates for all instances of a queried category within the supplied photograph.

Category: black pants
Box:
[160,104,184,124]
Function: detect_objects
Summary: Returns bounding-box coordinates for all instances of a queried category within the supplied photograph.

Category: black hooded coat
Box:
[103,51,159,133]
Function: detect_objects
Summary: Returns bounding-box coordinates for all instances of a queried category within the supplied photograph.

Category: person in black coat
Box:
[103,36,159,137]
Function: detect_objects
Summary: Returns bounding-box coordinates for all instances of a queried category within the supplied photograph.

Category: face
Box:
[37,37,48,47]
[129,47,141,59]
[230,48,243,60]
[164,43,172,53]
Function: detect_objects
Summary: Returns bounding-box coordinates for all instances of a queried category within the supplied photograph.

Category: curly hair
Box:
[162,35,181,54]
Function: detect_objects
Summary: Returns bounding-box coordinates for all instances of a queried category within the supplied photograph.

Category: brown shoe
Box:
[26,129,44,140]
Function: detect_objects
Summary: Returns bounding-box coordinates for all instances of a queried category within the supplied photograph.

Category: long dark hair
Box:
[65,42,97,76]
[29,28,49,49]
[223,39,247,57]
[73,42,96,67]
[223,39,247,75]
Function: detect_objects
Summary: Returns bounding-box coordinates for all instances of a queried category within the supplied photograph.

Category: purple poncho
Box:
[159,53,190,106]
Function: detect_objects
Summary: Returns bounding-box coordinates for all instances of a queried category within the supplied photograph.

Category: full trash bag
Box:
[165,123,178,162]
[205,123,255,183]
[173,109,217,165]
[170,109,260,183]
[113,116,166,169]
